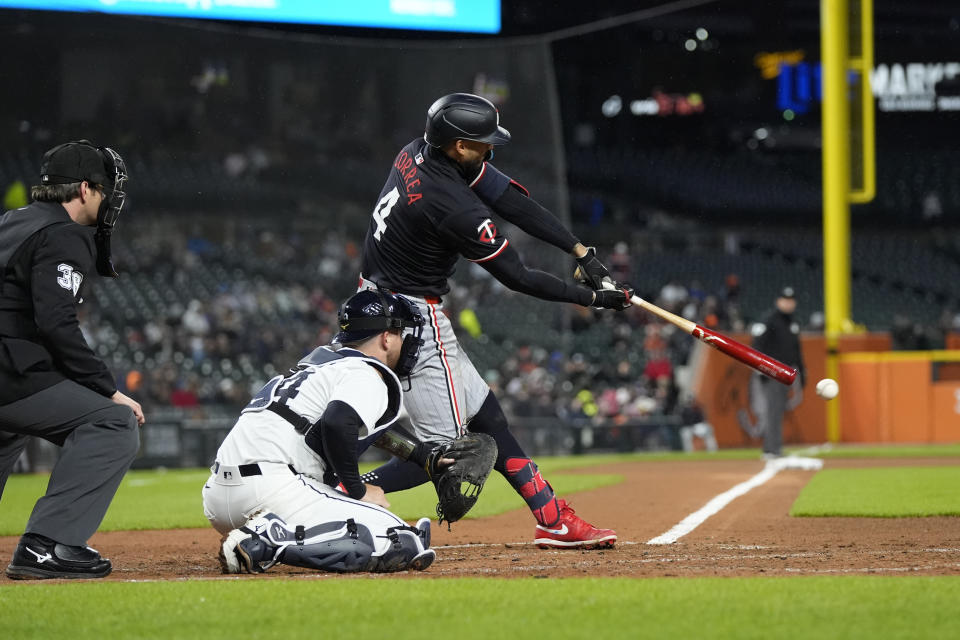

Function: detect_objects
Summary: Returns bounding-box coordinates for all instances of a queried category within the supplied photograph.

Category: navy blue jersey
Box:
[361,139,514,297]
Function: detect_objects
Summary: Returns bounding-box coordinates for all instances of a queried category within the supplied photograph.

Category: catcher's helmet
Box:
[424,93,511,148]
[333,289,425,376]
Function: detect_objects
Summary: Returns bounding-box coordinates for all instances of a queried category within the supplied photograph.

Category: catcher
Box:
[203,289,496,574]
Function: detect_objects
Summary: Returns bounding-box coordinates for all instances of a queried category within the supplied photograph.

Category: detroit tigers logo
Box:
[56,264,83,296]
[477,219,498,244]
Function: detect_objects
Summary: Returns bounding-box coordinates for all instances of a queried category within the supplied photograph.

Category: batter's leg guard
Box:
[503,457,561,527]
[373,522,435,572]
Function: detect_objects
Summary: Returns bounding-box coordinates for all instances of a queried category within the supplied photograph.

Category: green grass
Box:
[806,443,960,458]
[791,467,960,517]
[1,576,958,639]
[6,443,960,535]
[0,460,624,535]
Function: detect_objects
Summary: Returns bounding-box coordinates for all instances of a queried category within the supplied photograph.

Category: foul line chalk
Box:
[646,456,823,545]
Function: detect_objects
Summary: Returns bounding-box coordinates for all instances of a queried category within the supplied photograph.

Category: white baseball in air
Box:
[815,378,839,400]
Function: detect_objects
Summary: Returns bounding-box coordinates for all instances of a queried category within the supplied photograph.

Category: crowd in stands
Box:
[58,214,960,453]
[74,219,764,450]
[83,218,359,408]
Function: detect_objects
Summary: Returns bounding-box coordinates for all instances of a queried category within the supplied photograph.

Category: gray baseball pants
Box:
[0,380,139,546]
[748,374,791,456]
[359,277,490,442]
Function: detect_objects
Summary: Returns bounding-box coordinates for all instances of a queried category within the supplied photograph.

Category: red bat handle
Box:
[691,325,797,385]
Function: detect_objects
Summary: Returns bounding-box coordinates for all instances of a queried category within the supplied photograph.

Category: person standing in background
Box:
[738,286,805,459]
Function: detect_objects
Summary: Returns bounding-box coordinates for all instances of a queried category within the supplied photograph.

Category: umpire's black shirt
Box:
[0,201,116,404]
[753,308,806,384]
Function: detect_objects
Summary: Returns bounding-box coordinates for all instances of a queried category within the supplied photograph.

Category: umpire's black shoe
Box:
[5,534,112,580]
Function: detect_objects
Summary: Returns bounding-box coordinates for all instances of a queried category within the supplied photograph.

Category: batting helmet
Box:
[424,93,511,148]
[333,289,425,376]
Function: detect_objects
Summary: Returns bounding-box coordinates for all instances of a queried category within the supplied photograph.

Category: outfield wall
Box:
[693,334,960,447]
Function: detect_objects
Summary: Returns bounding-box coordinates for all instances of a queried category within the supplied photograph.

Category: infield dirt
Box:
[2,457,958,581]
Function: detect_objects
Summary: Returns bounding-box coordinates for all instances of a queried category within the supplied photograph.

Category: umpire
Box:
[0,140,143,580]
[739,286,806,458]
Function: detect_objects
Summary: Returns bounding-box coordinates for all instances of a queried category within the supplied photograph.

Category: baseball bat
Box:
[598,281,797,385]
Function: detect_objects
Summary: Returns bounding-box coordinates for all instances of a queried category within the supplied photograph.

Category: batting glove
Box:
[574,247,614,290]
[591,285,634,310]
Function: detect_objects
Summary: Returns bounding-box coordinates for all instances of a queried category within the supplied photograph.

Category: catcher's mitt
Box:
[425,432,497,525]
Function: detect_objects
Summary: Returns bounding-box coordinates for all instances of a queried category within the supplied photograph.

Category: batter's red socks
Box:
[504,457,561,527]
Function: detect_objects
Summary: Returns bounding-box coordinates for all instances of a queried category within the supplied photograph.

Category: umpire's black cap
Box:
[779,286,796,300]
[40,140,109,186]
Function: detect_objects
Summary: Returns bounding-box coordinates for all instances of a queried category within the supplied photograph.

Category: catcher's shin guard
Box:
[373,521,435,572]
[281,520,378,573]
[224,512,381,574]
[504,457,561,527]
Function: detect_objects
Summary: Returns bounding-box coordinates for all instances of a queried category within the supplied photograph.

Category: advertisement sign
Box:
[0,0,501,33]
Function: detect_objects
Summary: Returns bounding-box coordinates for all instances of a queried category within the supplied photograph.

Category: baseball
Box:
[816,378,839,400]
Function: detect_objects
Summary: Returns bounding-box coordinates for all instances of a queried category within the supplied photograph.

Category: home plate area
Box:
[2,457,958,581]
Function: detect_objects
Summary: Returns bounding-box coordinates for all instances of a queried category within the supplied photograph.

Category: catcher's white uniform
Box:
[202,346,425,568]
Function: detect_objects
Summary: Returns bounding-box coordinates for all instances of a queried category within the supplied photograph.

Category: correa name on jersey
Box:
[360,139,513,298]
[394,149,423,205]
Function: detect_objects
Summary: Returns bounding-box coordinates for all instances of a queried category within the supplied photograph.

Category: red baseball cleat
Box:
[534,500,617,550]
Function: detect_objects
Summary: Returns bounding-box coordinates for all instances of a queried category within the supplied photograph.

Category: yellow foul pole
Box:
[821,0,851,443]
[820,0,874,442]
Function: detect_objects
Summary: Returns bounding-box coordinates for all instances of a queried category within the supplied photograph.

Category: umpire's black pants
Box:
[0,381,139,546]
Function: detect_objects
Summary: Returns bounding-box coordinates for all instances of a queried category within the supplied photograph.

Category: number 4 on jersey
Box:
[372,187,401,241]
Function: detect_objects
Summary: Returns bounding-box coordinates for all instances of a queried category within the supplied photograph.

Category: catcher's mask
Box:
[333,289,425,377]
[40,140,128,277]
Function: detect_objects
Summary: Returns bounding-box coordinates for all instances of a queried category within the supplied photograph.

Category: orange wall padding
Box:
[687,333,960,448]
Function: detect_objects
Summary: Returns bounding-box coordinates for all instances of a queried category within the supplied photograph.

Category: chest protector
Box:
[243,346,402,436]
